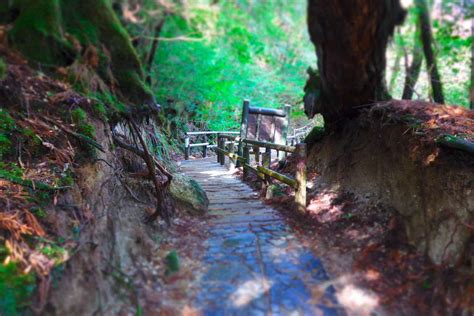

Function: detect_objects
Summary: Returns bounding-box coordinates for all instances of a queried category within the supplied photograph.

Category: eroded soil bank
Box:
[286,101,473,314]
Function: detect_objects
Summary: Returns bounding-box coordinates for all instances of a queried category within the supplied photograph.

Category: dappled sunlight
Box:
[230,276,273,308]
[336,284,379,315]
[315,274,381,315]
[307,190,345,223]
[192,169,234,177]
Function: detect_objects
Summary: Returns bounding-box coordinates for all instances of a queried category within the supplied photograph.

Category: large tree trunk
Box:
[416,0,444,104]
[305,0,405,124]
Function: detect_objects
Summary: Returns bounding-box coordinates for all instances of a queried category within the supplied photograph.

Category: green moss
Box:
[39,244,66,264]
[0,109,16,130]
[31,206,47,219]
[71,107,87,123]
[0,109,16,159]
[6,0,153,109]
[71,107,95,137]
[9,0,76,66]
[57,169,74,187]
[0,57,7,80]
[71,107,97,159]
[0,261,36,316]
[92,102,107,120]
[60,0,153,104]
[165,250,180,275]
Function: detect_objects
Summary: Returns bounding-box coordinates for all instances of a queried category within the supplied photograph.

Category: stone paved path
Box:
[180,158,343,315]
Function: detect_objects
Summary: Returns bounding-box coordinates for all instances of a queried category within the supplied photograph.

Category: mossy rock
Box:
[170,173,209,215]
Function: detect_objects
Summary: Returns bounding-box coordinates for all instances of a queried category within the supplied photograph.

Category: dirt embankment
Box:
[0,42,207,314]
[308,101,473,267]
[299,101,473,313]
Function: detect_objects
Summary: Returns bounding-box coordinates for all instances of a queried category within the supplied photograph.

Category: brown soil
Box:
[0,38,204,314]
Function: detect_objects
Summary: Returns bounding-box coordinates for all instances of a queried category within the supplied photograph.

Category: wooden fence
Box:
[216,134,307,214]
[183,131,239,160]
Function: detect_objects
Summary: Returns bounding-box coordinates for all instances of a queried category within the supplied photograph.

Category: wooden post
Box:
[229,141,235,171]
[216,133,220,163]
[184,135,190,160]
[254,145,260,164]
[279,104,291,161]
[243,145,250,179]
[255,114,262,141]
[295,143,307,214]
[271,116,276,143]
[237,99,250,167]
[262,147,271,196]
[219,137,225,165]
[203,135,208,158]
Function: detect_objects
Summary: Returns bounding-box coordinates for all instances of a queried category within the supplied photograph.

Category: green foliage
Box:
[71,107,96,140]
[57,169,74,187]
[0,109,16,158]
[165,250,180,275]
[71,107,97,159]
[39,244,67,264]
[0,57,6,80]
[92,102,107,120]
[31,206,47,219]
[148,0,316,132]
[0,262,36,316]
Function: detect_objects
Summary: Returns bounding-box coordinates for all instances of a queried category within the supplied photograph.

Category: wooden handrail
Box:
[216,134,307,214]
[248,106,287,117]
[242,139,296,153]
[184,130,238,159]
[186,131,239,136]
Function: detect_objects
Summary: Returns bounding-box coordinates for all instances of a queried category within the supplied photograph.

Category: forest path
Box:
[179,158,343,315]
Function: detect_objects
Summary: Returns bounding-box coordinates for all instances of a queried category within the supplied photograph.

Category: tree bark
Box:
[388,43,402,94]
[416,0,444,104]
[306,0,406,124]
[402,23,423,100]
[145,15,167,85]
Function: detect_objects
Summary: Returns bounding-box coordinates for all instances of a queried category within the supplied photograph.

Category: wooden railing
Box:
[287,122,315,145]
[216,134,306,214]
[183,131,239,160]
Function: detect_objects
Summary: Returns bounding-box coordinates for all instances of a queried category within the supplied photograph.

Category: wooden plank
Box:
[256,166,297,188]
[189,142,210,147]
[186,131,239,136]
[248,106,286,117]
[242,139,295,153]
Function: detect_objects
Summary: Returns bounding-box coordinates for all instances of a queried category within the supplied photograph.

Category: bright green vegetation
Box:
[148,1,316,131]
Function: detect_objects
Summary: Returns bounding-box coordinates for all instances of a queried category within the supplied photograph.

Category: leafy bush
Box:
[0,262,36,316]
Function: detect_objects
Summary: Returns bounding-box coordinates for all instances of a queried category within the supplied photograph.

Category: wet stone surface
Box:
[180,158,344,315]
